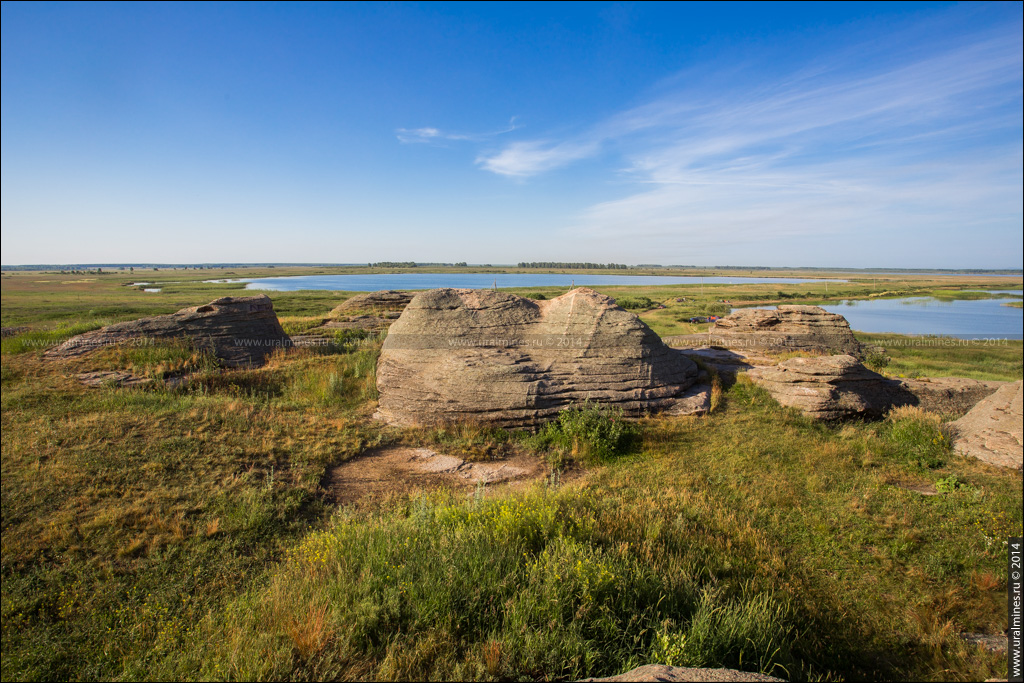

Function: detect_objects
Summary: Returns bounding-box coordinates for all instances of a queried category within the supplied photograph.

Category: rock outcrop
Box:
[899,376,1004,417]
[749,355,1004,421]
[951,380,1022,470]
[45,295,289,367]
[580,664,784,682]
[330,290,414,317]
[749,355,911,420]
[677,347,777,376]
[375,288,700,428]
[674,305,860,355]
[76,370,153,388]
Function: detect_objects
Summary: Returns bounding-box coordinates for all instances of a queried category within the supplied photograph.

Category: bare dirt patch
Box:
[321,446,553,504]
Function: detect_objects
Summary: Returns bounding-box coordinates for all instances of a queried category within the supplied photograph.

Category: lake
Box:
[224,273,842,291]
[755,297,1023,339]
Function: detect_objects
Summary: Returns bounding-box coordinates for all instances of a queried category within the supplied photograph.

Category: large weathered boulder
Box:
[951,380,1023,470]
[44,295,289,367]
[675,305,860,355]
[329,290,414,317]
[749,355,1003,421]
[749,355,911,420]
[376,288,700,428]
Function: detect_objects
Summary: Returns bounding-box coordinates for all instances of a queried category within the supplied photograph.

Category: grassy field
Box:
[2,269,1021,681]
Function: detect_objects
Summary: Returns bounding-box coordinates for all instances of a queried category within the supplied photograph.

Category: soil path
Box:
[322,446,552,504]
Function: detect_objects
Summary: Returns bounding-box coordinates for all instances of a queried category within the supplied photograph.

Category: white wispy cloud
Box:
[396,118,519,144]
[467,16,1022,264]
[474,139,600,177]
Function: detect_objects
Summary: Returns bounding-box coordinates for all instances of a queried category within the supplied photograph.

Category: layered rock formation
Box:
[329,290,414,317]
[900,376,1004,416]
[951,380,1022,470]
[375,288,700,428]
[674,305,860,355]
[749,355,1003,421]
[749,355,910,420]
[45,295,289,367]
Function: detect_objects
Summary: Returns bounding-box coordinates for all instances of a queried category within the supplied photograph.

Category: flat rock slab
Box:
[959,632,1008,653]
[675,347,777,374]
[888,479,940,496]
[330,290,414,317]
[663,383,713,416]
[321,446,549,504]
[951,380,1023,470]
[580,664,784,682]
[319,315,395,331]
[77,370,153,388]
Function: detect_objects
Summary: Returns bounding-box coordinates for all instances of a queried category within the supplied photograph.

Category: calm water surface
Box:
[216,274,1021,338]
[229,273,842,291]
[756,297,1023,339]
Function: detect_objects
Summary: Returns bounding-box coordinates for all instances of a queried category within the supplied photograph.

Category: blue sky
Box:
[2,1,1021,267]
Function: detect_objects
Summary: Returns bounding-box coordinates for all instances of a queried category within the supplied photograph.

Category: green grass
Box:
[857,333,1023,381]
[1,321,108,355]
[2,271,1021,681]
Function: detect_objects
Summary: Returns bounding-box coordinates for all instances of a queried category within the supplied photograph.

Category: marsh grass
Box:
[856,333,1023,381]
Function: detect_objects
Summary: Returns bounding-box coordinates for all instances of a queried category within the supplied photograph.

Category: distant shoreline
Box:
[2,263,1022,276]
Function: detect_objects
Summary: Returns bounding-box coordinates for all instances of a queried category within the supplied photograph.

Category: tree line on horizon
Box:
[517,262,630,270]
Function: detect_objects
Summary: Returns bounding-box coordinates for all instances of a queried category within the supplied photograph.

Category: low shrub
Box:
[883,405,953,469]
[532,402,638,465]
[863,348,891,371]
[616,296,655,311]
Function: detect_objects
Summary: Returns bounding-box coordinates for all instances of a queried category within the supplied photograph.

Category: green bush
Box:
[863,349,891,371]
[703,302,731,317]
[533,402,638,465]
[883,406,952,469]
[616,296,655,311]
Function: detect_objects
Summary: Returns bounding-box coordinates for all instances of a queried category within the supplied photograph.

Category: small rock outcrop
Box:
[329,290,414,317]
[376,288,700,428]
[951,380,1023,470]
[45,295,289,367]
[580,664,784,682]
[77,370,153,388]
[899,376,1004,417]
[749,355,911,420]
[676,305,860,355]
[749,355,1004,421]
